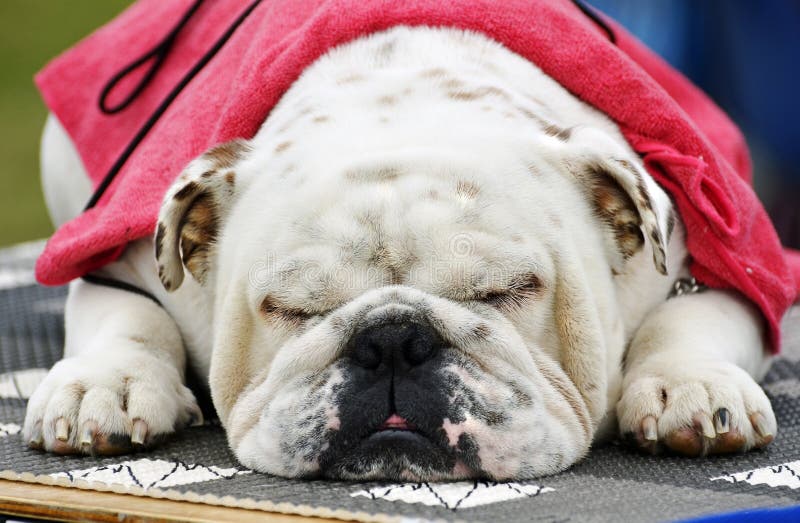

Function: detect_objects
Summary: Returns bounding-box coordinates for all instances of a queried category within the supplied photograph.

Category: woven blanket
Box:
[1,241,799,522]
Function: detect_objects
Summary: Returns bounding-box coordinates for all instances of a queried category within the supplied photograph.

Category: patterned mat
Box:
[1,241,799,522]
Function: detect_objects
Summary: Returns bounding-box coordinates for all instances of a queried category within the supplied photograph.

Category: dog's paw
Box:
[23,350,202,455]
[617,358,776,456]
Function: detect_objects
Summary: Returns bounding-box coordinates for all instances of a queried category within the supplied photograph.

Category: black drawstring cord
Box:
[571,0,616,44]
[82,0,264,299]
[98,0,205,115]
[86,0,263,211]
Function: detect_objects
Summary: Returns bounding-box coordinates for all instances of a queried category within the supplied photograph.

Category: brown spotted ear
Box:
[580,158,668,274]
[544,127,670,275]
[155,140,250,291]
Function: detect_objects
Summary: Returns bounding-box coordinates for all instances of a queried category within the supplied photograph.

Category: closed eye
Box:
[259,296,315,326]
[477,273,544,309]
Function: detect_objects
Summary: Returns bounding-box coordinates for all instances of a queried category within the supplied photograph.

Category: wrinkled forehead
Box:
[230,154,557,308]
[219,55,578,307]
[240,136,554,233]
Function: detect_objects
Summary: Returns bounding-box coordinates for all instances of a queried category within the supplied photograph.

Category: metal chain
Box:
[667,277,707,299]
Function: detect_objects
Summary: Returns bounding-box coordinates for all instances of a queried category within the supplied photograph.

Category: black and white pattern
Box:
[0,422,21,438]
[712,460,800,490]
[351,481,553,510]
[2,241,800,522]
[51,457,249,490]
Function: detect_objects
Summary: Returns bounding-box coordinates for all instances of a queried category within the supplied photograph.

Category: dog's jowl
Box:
[27,18,783,481]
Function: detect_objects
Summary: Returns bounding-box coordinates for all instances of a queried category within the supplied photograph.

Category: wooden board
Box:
[0,479,344,523]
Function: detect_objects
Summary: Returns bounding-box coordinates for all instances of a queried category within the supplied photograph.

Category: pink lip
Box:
[379,414,415,431]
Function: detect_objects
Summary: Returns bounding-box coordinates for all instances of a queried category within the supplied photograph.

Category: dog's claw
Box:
[714,408,730,434]
[696,413,716,439]
[131,419,148,445]
[55,418,69,442]
[28,421,43,447]
[751,412,772,439]
[79,420,97,447]
[642,416,658,441]
[188,404,204,427]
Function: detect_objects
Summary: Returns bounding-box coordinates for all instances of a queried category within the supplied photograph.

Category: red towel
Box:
[34,0,800,351]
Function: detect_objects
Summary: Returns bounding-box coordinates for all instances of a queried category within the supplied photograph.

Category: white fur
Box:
[28,26,774,478]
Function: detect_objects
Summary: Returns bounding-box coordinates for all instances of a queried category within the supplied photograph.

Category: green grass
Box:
[0,0,131,247]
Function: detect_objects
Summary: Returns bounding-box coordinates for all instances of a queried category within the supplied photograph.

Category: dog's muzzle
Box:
[317,305,481,479]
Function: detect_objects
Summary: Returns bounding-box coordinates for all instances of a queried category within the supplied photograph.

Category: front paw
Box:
[617,359,776,456]
[23,350,202,455]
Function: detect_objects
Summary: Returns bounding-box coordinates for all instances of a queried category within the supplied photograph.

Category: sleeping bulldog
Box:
[25,25,777,480]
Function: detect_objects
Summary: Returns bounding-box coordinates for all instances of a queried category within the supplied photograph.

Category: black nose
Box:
[349,321,442,370]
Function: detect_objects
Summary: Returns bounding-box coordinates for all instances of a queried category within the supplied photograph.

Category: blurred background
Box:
[0,0,129,246]
[0,0,797,248]
[591,0,800,249]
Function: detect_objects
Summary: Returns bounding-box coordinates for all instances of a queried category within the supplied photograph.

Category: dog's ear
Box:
[542,127,671,275]
[155,139,250,291]
[578,156,669,275]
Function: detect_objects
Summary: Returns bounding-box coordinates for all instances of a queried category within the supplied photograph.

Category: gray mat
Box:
[1,241,799,522]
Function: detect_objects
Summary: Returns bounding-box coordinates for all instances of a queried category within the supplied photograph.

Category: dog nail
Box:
[29,421,43,446]
[642,416,657,441]
[188,405,204,427]
[131,419,148,445]
[697,414,716,439]
[55,418,69,441]
[80,421,97,446]
[751,413,772,438]
[714,408,730,434]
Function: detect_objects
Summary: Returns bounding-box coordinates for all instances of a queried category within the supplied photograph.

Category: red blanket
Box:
[34,0,799,350]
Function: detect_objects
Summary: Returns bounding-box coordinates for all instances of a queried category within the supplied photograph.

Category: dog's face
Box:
[154,29,670,480]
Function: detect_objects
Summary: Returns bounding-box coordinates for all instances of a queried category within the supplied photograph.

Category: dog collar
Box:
[667,277,707,299]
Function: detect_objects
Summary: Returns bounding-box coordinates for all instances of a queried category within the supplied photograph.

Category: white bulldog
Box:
[25,27,776,480]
